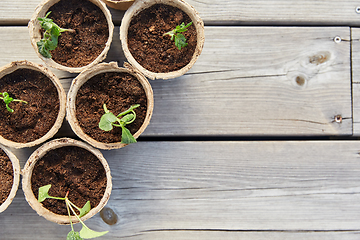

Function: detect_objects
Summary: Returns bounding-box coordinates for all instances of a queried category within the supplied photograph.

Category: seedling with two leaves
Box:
[99,104,140,144]
[37,11,75,58]
[0,92,28,113]
[38,184,108,240]
[163,22,193,50]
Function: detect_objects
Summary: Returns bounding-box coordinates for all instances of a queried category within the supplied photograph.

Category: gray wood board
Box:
[2,141,360,239]
[0,26,352,136]
[352,28,360,136]
[1,0,360,26]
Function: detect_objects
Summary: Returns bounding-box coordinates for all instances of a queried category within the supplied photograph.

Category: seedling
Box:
[0,92,28,113]
[163,22,193,50]
[99,104,140,144]
[38,184,108,240]
[37,11,75,58]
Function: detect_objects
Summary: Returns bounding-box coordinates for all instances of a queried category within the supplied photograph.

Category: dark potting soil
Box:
[46,0,109,68]
[127,4,197,73]
[31,146,107,216]
[0,149,13,206]
[0,68,59,143]
[76,72,147,143]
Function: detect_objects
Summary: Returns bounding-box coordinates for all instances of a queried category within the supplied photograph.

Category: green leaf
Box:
[99,112,118,131]
[41,21,54,31]
[174,34,188,50]
[121,126,137,144]
[176,22,191,33]
[2,92,13,104]
[79,201,91,218]
[117,104,140,118]
[67,231,83,240]
[38,184,52,202]
[37,11,74,59]
[79,225,108,239]
[47,34,59,50]
[120,113,135,125]
[185,21,193,29]
[37,40,52,58]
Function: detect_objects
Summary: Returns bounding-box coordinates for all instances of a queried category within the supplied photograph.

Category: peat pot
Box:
[67,62,154,150]
[0,60,66,148]
[0,145,20,213]
[28,0,114,73]
[120,0,205,80]
[101,0,134,10]
[22,138,112,224]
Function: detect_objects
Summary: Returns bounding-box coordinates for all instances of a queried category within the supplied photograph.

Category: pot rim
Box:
[28,0,114,73]
[66,62,154,150]
[101,0,134,11]
[22,137,112,225]
[0,145,21,213]
[0,60,66,149]
[119,0,205,80]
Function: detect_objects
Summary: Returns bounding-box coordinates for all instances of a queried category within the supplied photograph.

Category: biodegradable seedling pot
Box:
[22,138,112,224]
[101,0,134,10]
[0,145,20,213]
[0,60,66,149]
[28,0,114,73]
[67,62,154,150]
[120,0,205,80]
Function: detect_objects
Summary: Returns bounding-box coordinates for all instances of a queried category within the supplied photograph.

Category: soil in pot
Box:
[0,68,59,143]
[0,149,13,206]
[31,146,107,215]
[45,0,109,68]
[75,72,147,143]
[127,4,197,73]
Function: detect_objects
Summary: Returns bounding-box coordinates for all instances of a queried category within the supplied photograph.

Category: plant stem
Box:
[65,198,75,232]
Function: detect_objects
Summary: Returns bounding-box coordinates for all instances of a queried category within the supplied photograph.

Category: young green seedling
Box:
[99,104,140,144]
[38,184,108,240]
[163,22,193,50]
[0,92,28,113]
[37,11,75,58]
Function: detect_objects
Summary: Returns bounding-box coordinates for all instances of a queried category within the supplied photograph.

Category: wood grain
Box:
[146,27,352,136]
[1,0,360,26]
[1,141,360,239]
[0,26,352,136]
[352,28,360,135]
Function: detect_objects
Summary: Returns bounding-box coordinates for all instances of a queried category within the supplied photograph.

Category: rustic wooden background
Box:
[1,0,360,239]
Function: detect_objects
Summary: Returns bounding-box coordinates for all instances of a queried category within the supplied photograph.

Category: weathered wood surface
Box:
[0,26,352,136]
[1,0,360,26]
[2,141,360,239]
[351,28,360,136]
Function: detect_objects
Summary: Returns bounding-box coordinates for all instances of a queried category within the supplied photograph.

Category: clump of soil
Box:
[0,149,13,206]
[31,146,107,215]
[46,0,109,68]
[76,72,147,143]
[127,4,197,73]
[0,68,59,143]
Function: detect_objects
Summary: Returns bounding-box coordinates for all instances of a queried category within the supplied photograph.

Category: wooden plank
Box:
[146,27,352,136]
[1,0,360,26]
[2,141,360,239]
[0,26,352,136]
[351,28,360,135]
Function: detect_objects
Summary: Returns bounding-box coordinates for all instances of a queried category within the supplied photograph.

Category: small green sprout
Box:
[38,184,108,240]
[99,104,140,144]
[163,22,193,50]
[0,92,28,113]
[37,11,75,58]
